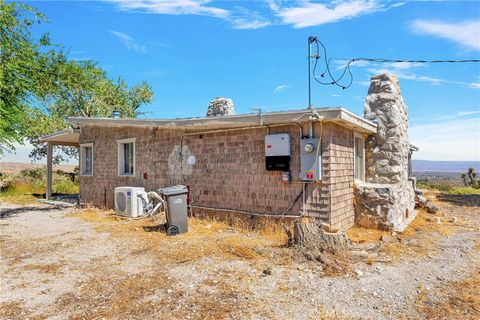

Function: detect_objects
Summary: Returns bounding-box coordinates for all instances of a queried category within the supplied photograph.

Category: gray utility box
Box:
[300,138,322,181]
[157,185,189,235]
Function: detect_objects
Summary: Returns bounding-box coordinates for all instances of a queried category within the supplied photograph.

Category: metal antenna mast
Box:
[307,35,317,108]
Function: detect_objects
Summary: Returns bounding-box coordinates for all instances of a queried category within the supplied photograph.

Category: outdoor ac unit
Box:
[114,187,147,218]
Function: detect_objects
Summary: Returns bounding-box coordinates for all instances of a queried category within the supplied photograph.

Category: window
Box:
[354,134,365,181]
[118,138,135,176]
[80,143,93,176]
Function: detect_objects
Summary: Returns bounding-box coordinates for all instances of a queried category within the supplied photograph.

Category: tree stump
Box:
[294,221,349,253]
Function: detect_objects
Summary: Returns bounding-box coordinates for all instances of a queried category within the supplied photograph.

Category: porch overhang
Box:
[39,128,80,146]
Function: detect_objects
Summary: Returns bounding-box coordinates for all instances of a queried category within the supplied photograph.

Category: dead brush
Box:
[23,263,63,275]
[347,208,465,261]
[0,301,48,320]
[416,267,480,319]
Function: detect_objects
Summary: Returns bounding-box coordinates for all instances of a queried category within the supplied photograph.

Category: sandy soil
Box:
[1,195,479,320]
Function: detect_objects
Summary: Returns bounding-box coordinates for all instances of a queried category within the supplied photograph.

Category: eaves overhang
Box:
[68,107,377,134]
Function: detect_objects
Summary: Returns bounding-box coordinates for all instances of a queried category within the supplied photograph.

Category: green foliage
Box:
[416,181,433,190]
[0,1,53,152]
[447,187,480,195]
[461,168,478,188]
[0,168,79,203]
[0,1,154,162]
[416,180,455,192]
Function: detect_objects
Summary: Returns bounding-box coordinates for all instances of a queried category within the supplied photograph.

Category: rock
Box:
[451,217,458,224]
[262,266,272,276]
[380,235,389,243]
[354,74,416,232]
[426,215,441,224]
[206,97,235,117]
[425,201,439,214]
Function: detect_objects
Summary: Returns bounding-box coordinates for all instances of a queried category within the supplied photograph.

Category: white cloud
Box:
[109,30,147,53]
[386,62,424,69]
[108,0,229,18]
[410,117,480,161]
[411,20,480,50]
[273,84,289,93]
[231,18,271,30]
[470,83,480,89]
[366,62,480,89]
[271,0,383,28]
[106,1,271,30]
[457,110,480,117]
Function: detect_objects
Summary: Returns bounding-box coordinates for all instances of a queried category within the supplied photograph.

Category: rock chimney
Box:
[354,74,416,231]
[364,74,410,184]
[206,97,235,117]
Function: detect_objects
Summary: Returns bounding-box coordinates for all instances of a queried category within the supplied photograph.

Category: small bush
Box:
[416,180,455,192]
[0,169,78,204]
[447,187,480,195]
[53,178,79,194]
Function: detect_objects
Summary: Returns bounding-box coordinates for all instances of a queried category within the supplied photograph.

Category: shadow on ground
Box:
[0,205,60,219]
[437,194,480,207]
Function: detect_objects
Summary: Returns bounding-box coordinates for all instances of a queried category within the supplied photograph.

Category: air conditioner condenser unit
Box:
[114,186,147,218]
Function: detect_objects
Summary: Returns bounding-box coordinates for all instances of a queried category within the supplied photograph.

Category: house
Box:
[40,74,417,231]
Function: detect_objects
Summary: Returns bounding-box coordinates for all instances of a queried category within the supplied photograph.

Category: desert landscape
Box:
[1,191,479,320]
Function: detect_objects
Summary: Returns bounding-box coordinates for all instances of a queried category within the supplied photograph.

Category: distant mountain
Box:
[413,160,480,172]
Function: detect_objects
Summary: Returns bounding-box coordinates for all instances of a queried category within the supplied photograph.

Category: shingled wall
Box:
[79,121,356,230]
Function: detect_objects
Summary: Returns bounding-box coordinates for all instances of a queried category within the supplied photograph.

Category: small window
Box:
[80,143,93,176]
[118,138,135,176]
[354,135,365,181]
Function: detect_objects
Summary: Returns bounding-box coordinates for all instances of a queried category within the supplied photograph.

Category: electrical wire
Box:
[310,38,480,90]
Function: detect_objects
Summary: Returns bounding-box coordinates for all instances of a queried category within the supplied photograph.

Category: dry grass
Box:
[69,207,290,266]
[347,208,464,261]
[347,226,389,244]
[23,263,63,275]
[0,301,47,320]
[416,267,480,319]
[0,193,39,205]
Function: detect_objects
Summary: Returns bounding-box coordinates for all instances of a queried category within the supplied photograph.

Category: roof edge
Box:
[68,107,376,134]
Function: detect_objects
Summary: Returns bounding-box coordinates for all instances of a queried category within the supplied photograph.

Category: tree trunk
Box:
[294,221,349,253]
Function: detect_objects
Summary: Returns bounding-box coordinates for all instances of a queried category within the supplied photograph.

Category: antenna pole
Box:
[307,35,317,108]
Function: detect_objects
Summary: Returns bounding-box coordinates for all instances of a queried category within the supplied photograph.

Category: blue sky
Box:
[2,0,480,162]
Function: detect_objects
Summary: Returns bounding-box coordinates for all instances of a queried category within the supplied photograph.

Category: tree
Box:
[26,60,153,163]
[461,168,479,188]
[0,1,57,153]
[1,1,153,162]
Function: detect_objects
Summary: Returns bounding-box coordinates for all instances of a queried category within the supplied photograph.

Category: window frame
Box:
[80,143,94,177]
[117,138,136,177]
[353,133,366,182]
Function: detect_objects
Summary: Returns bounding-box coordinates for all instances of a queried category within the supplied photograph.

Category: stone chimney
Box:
[364,74,410,184]
[206,97,235,117]
[355,74,416,231]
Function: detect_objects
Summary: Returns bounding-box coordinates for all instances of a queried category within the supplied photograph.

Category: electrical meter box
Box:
[265,133,291,171]
[300,138,322,181]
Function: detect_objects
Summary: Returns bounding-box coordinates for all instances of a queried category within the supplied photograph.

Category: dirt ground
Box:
[1,193,479,320]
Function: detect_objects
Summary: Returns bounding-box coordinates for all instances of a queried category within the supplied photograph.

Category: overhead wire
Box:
[310,38,480,90]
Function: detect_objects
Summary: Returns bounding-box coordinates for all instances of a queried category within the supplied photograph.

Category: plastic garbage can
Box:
[157,185,189,235]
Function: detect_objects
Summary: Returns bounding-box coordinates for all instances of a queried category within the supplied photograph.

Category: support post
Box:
[307,35,317,108]
[46,142,53,199]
